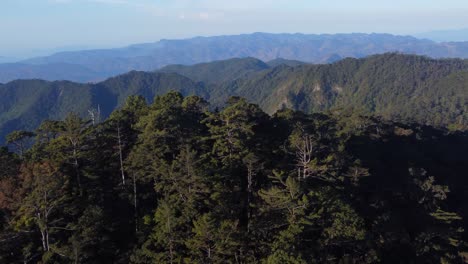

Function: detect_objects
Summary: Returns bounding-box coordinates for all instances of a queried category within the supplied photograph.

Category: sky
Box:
[1,0,468,57]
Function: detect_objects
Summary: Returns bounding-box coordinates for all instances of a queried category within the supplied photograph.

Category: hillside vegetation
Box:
[0,53,467,143]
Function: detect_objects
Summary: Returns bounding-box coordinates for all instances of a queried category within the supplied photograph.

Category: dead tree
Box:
[292,133,314,180]
[133,173,138,232]
[243,153,261,232]
[87,105,101,126]
[63,114,86,196]
[116,123,126,185]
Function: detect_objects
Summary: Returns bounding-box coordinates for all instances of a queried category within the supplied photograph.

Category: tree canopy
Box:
[1,92,467,263]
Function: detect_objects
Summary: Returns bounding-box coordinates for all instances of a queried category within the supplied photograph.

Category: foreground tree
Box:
[0,92,467,263]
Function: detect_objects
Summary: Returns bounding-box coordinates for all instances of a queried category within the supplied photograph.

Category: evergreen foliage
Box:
[1,92,467,263]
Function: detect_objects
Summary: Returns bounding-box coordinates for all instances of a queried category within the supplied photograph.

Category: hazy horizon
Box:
[2,0,468,58]
[1,30,468,61]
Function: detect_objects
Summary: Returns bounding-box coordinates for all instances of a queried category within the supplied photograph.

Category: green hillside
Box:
[0,80,93,142]
[159,57,270,84]
[1,53,467,143]
[0,72,205,142]
[228,54,468,127]
[266,58,308,67]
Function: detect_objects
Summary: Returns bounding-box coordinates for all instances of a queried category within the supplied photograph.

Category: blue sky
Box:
[1,0,468,57]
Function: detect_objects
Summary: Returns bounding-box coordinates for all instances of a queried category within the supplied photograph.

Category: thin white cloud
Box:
[175,11,225,21]
[49,0,130,4]
[48,0,73,3]
[161,0,310,10]
[87,0,129,4]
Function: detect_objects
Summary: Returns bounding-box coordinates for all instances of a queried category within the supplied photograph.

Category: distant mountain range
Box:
[1,53,467,144]
[3,33,468,83]
[0,56,17,64]
[416,28,468,42]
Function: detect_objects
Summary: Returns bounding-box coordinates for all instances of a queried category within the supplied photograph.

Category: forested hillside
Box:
[1,53,467,144]
[3,33,468,82]
[1,92,467,263]
[0,72,205,143]
[159,57,271,85]
[225,54,468,127]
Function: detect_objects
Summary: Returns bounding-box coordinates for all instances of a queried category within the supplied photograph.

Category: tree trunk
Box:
[71,140,82,196]
[40,228,47,252]
[247,165,253,233]
[133,173,138,232]
[117,124,126,185]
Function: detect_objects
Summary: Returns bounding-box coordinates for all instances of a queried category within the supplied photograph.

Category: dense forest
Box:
[1,53,467,144]
[1,92,467,263]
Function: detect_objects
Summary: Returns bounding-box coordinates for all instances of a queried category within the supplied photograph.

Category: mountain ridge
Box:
[0,53,467,144]
[3,33,468,83]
